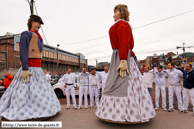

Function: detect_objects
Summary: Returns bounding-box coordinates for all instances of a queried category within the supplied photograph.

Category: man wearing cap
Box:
[89,68,100,108]
[0,15,61,121]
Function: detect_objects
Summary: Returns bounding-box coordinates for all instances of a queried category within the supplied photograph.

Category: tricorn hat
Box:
[29,15,44,25]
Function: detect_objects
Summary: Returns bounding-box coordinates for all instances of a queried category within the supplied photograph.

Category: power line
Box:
[60,9,194,46]
[60,36,108,46]
[134,9,194,29]
[34,3,49,45]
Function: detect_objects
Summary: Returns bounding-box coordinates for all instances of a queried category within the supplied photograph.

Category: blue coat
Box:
[19,31,43,70]
[177,68,194,89]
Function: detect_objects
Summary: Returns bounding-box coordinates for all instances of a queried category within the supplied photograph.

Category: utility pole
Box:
[30,0,34,15]
[95,59,98,68]
[57,44,60,75]
[79,53,81,72]
[26,0,34,15]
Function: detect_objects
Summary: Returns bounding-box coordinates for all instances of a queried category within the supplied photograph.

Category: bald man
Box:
[97,67,109,94]
[142,67,155,99]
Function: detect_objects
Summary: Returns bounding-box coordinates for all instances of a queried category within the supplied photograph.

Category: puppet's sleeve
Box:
[117,24,132,60]
[19,33,31,70]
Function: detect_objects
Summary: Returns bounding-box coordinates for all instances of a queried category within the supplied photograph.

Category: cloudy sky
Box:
[0,0,194,66]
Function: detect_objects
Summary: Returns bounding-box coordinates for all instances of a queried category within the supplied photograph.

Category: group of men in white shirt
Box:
[59,67,109,110]
[142,62,190,113]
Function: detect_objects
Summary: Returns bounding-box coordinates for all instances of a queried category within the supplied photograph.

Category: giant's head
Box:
[113,4,129,22]
[27,15,44,31]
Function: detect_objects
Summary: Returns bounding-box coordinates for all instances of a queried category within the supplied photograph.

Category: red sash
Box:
[28,58,42,67]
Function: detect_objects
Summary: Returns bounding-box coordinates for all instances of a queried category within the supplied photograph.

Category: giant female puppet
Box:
[95,4,156,124]
[0,15,61,121]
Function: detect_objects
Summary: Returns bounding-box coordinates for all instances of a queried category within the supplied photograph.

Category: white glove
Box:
[19,70,33,83]
[116,60,129,78]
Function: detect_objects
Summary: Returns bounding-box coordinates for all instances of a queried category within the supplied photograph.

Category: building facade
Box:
[145,54,167,68]
[0,32,87,75]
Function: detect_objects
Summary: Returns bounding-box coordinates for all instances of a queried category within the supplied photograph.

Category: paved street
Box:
[49,98,194,129]
[0,98,194,129]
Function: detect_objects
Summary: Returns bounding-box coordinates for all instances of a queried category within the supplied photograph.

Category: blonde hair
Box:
[114,4,130,21]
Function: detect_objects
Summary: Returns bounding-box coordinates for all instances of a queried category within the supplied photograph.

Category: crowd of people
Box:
[0,3,193,123]
[142,62,194,116]
[59,67,109,110]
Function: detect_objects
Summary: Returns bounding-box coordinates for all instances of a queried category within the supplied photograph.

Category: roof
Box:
[0,32,21,40]
[97,62,109,66]
[172,52,194,59]
[0,32,85,59]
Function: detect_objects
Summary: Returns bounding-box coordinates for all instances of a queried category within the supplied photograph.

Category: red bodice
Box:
[109,19,135,60]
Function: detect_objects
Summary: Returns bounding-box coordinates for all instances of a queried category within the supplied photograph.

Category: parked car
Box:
[52,72,104,98]
[50,75,60,86]
[0,75,5,86]
[0,75,6,97]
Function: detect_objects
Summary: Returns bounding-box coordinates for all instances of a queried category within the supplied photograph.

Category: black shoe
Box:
[168,109,174,112]
[184,110,188,113]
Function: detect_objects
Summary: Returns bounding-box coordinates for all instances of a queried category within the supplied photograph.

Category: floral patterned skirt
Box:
[0,67,61,121]
[95,51,155,123]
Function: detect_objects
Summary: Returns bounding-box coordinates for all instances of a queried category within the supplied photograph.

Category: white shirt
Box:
[142,72,155,88]
[77,72,89,86]
[154,71,167,86]
[45,74,51,81]
[66,74,73,84]
[97,71,109,87]
[91,74,97,87]
[89,74,100,90]
[165,68,183,86]
[60,73,75,86]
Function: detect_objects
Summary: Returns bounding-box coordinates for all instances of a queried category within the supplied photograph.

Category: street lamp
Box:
[57,44,60,75]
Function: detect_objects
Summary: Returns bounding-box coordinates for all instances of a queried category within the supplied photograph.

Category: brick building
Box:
[138,59,146,68]
[172,52,194,68]
[145,53,167,68]
[0,32,87,75]
[96,62,110,69]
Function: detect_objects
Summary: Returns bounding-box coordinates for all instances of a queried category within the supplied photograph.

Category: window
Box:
[42,50,45,57]
[160,61,164,65]
[16,42,19,51]
[58,54,61,60]
[55,53,57,59]
[2,53,5,60]
[66,56,68,61]
[48,51,50,58]
[63,55,65,61]
[50,52,53,58]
